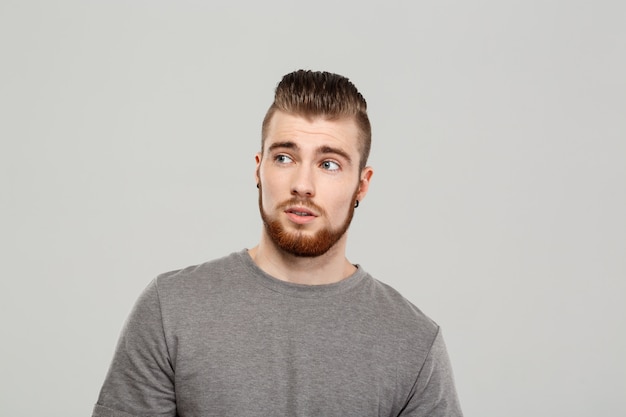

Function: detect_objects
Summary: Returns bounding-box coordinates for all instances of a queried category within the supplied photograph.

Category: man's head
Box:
[256,70,373,258]
[262,70,371,170]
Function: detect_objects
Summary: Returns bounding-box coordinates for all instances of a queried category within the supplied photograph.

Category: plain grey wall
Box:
[1,1,624,416]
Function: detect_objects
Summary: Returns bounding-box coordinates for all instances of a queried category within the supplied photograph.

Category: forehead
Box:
[264,111,361,155]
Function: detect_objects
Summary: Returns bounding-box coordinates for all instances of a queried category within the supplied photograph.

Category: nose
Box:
[291,166,315,198]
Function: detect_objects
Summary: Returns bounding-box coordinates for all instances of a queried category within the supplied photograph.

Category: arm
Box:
[92,279,176,417]
[400,329,464,417]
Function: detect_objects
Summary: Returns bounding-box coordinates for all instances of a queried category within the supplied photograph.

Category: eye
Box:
[321,160,340,171]
[275,154,293,164]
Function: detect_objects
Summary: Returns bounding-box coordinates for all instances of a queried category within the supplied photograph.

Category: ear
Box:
[356,166,374,201]
[254,153,262,184]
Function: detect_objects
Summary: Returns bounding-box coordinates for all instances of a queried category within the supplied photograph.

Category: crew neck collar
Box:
[236,249,367,298]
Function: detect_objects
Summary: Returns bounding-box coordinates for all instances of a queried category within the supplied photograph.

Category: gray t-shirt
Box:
[93,250,463,416]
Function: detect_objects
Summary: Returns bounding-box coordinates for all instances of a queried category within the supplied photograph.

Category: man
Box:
[93,70,463,416]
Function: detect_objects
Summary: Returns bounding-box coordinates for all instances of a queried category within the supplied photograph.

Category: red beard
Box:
[258,185,358,258]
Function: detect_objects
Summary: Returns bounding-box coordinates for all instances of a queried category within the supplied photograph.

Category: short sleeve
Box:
[93,279,176,417]
[400,329,464,417]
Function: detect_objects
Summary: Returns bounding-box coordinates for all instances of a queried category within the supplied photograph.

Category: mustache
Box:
[277,198,326,216]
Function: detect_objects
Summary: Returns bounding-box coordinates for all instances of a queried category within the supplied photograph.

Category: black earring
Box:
[256,184,259,189]
[354,200,359,208]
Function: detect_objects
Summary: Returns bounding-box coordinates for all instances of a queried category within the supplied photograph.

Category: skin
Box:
[249,111,373,285]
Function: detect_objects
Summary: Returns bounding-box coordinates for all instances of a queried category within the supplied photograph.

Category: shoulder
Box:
[361,273,438,327]
[151,250,248,302]
[358,272,441,344]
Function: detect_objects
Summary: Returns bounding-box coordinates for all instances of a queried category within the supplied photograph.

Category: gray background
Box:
[1,1,624,416]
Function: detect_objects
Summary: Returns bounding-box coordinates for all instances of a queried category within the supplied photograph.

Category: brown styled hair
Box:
[261,70,371,170]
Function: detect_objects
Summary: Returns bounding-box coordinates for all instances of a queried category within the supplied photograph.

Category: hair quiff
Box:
[261,70,371,169]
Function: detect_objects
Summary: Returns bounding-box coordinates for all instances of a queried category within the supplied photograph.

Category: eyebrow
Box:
[318,145,352,165]
[267,141,353,165]
[267,141,298,152]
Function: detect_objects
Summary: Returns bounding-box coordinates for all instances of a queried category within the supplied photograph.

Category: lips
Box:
[285,207,316,217]
[284,206,318,224]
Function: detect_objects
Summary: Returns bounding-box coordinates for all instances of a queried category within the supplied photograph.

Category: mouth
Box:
[287,209,314,217]
[284,206,317,224]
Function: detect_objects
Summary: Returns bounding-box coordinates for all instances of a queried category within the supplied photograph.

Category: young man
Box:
[93,70,463,416]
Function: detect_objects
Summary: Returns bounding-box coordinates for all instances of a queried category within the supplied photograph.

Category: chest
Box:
[167,298,408,416]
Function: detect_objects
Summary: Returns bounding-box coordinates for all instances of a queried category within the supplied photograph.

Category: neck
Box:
[249,233,356,285]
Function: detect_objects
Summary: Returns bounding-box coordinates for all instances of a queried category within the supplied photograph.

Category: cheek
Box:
[328,187,357,217]
[259,172,284,207]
